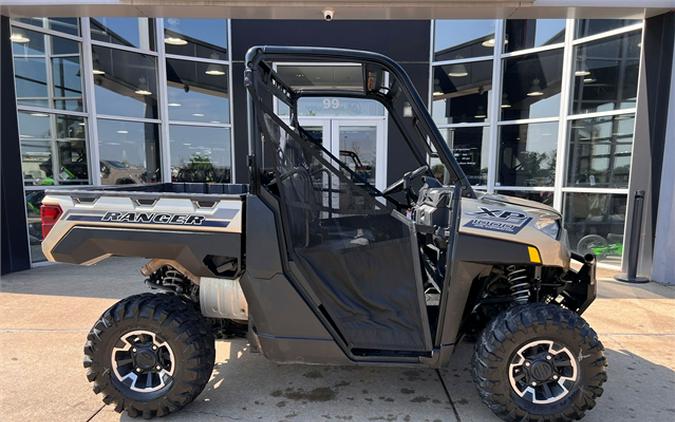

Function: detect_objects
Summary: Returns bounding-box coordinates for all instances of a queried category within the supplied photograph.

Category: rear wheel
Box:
[84,293,215,418]
[472,304,607,421]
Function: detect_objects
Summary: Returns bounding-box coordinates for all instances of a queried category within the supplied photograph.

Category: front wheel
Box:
[84,293,215,418]
[472,304,607,421]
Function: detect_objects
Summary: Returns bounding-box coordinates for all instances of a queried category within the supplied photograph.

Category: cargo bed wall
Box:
[41,186,247,278]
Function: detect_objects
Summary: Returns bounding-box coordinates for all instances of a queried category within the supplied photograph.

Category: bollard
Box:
[615,190,650,284]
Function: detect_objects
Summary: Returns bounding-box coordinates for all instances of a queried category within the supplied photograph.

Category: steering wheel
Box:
[382,165,429,198]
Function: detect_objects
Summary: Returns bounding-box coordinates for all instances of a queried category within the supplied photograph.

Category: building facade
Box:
[1,14,673,280]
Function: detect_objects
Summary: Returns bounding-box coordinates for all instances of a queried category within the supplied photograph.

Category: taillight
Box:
[40,204,62,239]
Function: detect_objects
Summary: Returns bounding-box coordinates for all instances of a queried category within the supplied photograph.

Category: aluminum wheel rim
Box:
[111,330,175,393]
[508,339,578,404]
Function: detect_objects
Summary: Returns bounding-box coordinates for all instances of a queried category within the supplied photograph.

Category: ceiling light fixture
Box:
[526,79,544,97]
[164,36,187,46]
[168,102,182,107]
[10,33,30,43]
[134,76,152,96]
[574,70,591,77]
[447,63,468,78]
[474,106,487,119]
[192,113,205,117]
[501,93,511,109]
[205,52,226,76]
[30,112,49,117]
[433,91,444,97]
[116,130,128,134]
[583,77,596,83]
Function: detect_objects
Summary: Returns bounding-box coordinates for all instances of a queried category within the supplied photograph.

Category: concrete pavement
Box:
[1,257,674,421]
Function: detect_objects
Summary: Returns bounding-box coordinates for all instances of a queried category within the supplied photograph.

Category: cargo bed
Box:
[40,183,248,279]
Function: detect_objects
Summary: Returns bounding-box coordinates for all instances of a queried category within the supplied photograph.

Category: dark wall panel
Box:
[230,20,431,183]
[1,15,31,274]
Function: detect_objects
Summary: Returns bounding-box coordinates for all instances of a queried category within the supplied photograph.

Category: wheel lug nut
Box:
[156,365,161,370]
[525,362,531,367]
[136,368,142,372]
[531,382,537,386]
[546,355,552,360]
[132,348,137,353]
[152,345,157,350]
[553,375,559,380]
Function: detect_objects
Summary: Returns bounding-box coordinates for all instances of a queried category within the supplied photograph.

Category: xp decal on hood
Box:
[464,207,532,235]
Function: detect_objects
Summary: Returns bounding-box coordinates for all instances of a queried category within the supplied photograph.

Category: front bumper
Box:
[559,252,597,314]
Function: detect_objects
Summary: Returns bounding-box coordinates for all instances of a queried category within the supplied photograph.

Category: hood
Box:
[477,192,561,216]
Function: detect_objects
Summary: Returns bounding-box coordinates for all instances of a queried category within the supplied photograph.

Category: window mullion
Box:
[80,17,101,186]
[155,18,172,183]
[486,19,504,194]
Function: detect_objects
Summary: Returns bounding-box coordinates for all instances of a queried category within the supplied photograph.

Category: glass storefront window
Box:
[566,114,634,188]
[504,19,566,52]
[432,60,492,125]
[571,31,640,115]
[563,192,627,265]
[92,45,158,119]
[11,27,84,112]
[494,190,554,207]
[166,58,229,123]
[438,127,489,185]
[90,17,155,50]
[18,112,88,186]
[14,17,80,36]
[434,20,496,60]
[575,19,641,39]
[497,122,558,187]
[163,18,228,59]
[501,49,564,120]
[97,119,160,185]
[170,125,231,183]
[25,189,47,262]
[277,64,363,91]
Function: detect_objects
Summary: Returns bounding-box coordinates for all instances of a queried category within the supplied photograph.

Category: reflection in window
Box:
[163,18,228,59]
[575,19,641,39]
[571,31,640,115]
[494,190,554,207]
[25,190,47,262]
[564,193,627,265]
[432,60,492,124]
[170,125,231,182]
[97,119,160,185]
[502,49,563,120]
[17,112,88,186]
[276,65,363,91]
[436,127,489,185]
[14,17,80,36]
[434,20,496,60]
[92,45,158,119]
[505,20,565,52]
[90,17,155,50]
[166,59,229,123]
[566,114,634,188]
[11,27,84,111]
[338,126,377,186]
[498,122,558,187]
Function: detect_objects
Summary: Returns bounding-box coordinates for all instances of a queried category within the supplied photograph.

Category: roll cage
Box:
[244,45,475,200]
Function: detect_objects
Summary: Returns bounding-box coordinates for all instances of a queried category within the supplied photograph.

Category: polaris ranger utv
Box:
[40,46,606,421]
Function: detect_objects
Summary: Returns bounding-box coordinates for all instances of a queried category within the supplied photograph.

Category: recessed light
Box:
[116,130,128,134]
[501,104,511,109]
[205,69,226,76]
[192,113,205,117]
[526,91,544,97]
[209,120,221,124]
[164,37,187,46]
[583,77,596,83]
[168,102,182,107]
[481,38,495,48]
[10,33,30,43]
[183,143,192,146]
[575,70,591,77]
[92,69,105,75]
[79,122,86,126]
[433,91,443,97]
[30,112,49,117]
[134,89,152,96]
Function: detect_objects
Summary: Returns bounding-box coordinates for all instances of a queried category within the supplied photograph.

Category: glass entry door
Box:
[298,118,386,190]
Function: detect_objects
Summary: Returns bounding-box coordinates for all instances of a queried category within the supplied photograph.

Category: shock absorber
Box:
[506,265,530,304]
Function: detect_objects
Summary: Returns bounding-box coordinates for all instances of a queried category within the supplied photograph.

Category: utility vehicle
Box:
[40,46,606,421]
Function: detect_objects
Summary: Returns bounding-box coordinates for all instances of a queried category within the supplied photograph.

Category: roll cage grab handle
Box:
[243,45,475,199]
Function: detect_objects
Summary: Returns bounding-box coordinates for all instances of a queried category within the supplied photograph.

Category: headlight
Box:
[535,215,560,239]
